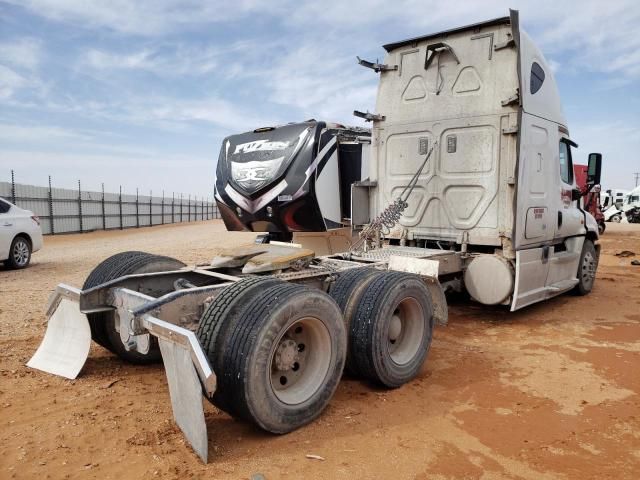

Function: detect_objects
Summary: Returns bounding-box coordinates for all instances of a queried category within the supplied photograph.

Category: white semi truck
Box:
[28,10,602,463]
[603,186,640,223]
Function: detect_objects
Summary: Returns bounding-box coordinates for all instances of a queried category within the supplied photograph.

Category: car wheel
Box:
[6,236,31,269]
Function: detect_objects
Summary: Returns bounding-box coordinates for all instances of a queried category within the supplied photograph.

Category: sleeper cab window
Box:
[530,62,545,94]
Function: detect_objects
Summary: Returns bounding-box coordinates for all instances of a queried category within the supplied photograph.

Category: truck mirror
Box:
[587,153,602,186]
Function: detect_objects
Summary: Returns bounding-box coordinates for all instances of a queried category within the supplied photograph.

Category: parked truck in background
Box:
[28,10,603,463]
[604,186,640,223]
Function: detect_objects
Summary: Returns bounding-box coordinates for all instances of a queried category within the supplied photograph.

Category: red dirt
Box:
[1,221,638,479]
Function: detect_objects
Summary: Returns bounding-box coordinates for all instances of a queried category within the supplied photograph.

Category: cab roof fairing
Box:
[382,10,568,132]
[382,16,511,52]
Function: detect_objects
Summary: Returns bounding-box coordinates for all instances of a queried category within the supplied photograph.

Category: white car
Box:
[0,197,43,269]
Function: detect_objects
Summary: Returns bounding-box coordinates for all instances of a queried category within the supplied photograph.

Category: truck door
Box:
[511,113,555,310]
[544,137,585,288]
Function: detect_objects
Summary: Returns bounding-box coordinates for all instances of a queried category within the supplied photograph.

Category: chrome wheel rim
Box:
[270,317,331,405]
[387,297,424,365]
[13,239,30,266]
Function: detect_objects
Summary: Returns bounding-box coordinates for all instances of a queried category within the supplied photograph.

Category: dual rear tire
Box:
[195,269,434,433]
[329,269,434,388]
[196,278,346,433]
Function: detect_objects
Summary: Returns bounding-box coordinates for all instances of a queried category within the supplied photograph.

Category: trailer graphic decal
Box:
[233,139,290,154]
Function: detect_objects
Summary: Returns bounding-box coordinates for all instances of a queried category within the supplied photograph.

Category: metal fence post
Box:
[48,175,55,235]
[161,190,165,225]
[78,179,83,233]
[149,190,153,226]
[180,194,183,222]
[188,194,191,222]
[171,192,175,223]
[10,169,16,204]
[101,183,106,230]
[136,188,140,228]
[119,186,123,230]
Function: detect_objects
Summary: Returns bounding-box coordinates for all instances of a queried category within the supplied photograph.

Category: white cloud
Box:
[0,123,91,142]
[0,65,27,99]
[5,0,275,36]
[0,38,42,70]
[84,45,219,76]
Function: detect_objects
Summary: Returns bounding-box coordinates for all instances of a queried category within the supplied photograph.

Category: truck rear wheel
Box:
[329,267,384,374]
[204,282,346,433]
[83,251,185,364]
[349,272,434,388]
[573,240,598,296]
[196,276,283,413]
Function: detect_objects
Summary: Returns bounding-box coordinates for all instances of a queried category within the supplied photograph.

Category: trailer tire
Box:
[610,213,622,223]
[329,267,384,374]
[598,221,605,235]
[573,240,598,296]
[196,276,283,412]
[83,251,185,363]
[349,272,433,388]
[217,283,346,433]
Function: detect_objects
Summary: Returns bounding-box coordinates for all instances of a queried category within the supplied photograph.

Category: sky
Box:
[1,0,639,199]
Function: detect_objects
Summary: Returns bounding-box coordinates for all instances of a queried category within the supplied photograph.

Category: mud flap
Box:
[27,287,92,379]
[157,338,209,463]
[424,279,448,326]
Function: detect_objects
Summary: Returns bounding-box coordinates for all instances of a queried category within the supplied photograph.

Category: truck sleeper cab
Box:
[217,10,601,311]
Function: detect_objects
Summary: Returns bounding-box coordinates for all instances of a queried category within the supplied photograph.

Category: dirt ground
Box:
[1,221,639,480]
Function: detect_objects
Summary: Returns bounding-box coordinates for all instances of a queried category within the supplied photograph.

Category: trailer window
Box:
[530,62,545,94]
[559,141,573,184]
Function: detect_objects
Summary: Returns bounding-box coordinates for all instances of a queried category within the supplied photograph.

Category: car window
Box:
[0,199,11,214]
[558,141,573,185]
